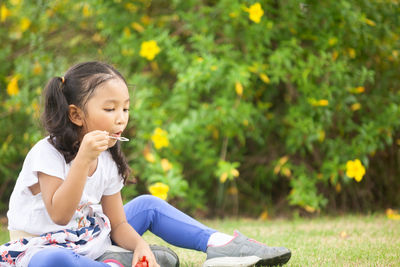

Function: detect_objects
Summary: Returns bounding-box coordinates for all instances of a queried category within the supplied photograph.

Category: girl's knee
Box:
[28,248,76,267]
[130,194,165,208]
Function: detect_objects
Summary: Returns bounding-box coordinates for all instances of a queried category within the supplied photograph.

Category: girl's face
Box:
[82,78,130,147]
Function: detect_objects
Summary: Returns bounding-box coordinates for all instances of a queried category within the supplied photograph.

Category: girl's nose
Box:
[116,110,128,124]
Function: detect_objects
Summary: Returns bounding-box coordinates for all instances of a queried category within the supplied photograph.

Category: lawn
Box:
[1,214,399,266]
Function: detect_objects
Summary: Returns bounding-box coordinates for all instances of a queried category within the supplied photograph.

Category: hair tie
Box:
[61,76,65,83]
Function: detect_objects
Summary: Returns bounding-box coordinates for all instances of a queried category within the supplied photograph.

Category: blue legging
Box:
[28,194,216,267]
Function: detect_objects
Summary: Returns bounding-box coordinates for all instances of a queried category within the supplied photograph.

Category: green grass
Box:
[1,214,399,266]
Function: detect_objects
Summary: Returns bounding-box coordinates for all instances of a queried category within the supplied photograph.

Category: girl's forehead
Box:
[91,78,130,99]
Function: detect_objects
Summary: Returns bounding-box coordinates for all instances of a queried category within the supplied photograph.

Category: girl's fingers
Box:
[131,254,139,267]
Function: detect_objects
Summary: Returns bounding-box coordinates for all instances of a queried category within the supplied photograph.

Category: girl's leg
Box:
[28,247,110,267]
[124,194,216,252]
[123,195,291,267]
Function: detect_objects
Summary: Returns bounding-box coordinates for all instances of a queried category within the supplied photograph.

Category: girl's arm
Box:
[39,130,109,225]
[101,192,160,267]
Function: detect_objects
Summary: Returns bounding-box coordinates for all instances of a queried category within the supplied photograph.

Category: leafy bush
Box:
[1,0,400,216]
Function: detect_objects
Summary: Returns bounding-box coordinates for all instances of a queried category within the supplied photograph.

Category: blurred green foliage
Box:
[1,0,400,216]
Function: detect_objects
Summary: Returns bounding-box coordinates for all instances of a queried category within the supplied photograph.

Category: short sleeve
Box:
[21,138,66,187]
[103,176,124,196]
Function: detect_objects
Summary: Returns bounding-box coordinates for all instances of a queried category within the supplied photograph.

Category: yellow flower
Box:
[328,37,338,46]
[340,231,349,239]
[230,168,239,177]
[355,86,365,93]
[318,99,328,106]
[143,146,156,163]
[149,182,169,200]
[273,155,289,174]
[311,99,329,106]
[151,127,169,149]
[1,4,11,23]
[281,167,291,177]
[20,17,31,32]
[229,11,239,18]
[259,210,268,220]
[7,75,20,96]
[92,33,105,43]
[131,22,144,33]
[304,205,316,213]
[141,15,151,25]
[346,159,366,182]
[140,40,161,60]
[246,3,264,23]
[124,3,138,12]
[10,0,21,6]
[82,3,91,17]
[219,172,228,183]
[348,48,356,59]
[123,26,131,37]
[144,152,155,163]
[386,209,400,220]
[161,158,172,172]
[364,18,376,27]
[33,61,42,75]
[235,81,243,96]
[351,102,361,111]
[259,73,270,84]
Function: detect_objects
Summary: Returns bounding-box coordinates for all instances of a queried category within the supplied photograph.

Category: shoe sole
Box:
[202,252,291,267]
[203,256,261,267]
[256,251,291,266]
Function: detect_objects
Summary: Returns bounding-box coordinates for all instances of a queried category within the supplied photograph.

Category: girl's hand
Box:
[132,241,160,267]
[135,256,148,267]
[77,130,110,163]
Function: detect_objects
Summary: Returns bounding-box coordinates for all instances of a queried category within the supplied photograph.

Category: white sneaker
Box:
[205,230,291,266]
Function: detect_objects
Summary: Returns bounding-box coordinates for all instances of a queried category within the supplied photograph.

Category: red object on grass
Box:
[135,256,148,267]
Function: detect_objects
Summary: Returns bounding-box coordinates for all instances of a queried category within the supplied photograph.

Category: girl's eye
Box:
[123,108,130,112]
[104,108,115,112]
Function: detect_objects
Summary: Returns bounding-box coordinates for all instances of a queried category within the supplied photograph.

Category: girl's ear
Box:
[68,104,84,126]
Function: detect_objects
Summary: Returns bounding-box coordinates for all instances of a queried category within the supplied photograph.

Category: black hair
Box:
[41,61,130,183]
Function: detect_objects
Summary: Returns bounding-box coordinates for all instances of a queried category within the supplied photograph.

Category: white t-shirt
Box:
[7,137,124,235]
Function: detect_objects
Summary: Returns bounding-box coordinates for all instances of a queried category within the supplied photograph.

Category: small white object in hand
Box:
[109,136,129,142]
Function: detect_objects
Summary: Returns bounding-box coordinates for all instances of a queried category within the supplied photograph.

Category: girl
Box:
[0,61,291,267]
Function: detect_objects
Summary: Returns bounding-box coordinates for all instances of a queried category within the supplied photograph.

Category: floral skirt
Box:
[0,213,111,267]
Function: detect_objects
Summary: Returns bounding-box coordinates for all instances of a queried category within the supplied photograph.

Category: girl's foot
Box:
[205,230,291,267]
[97,244,179,267]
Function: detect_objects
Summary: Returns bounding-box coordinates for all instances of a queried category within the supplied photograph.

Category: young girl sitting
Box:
[0,61,291,267]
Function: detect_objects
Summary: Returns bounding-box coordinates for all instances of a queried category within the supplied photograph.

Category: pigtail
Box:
[42,77,69,131]
[42,77,80,163]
